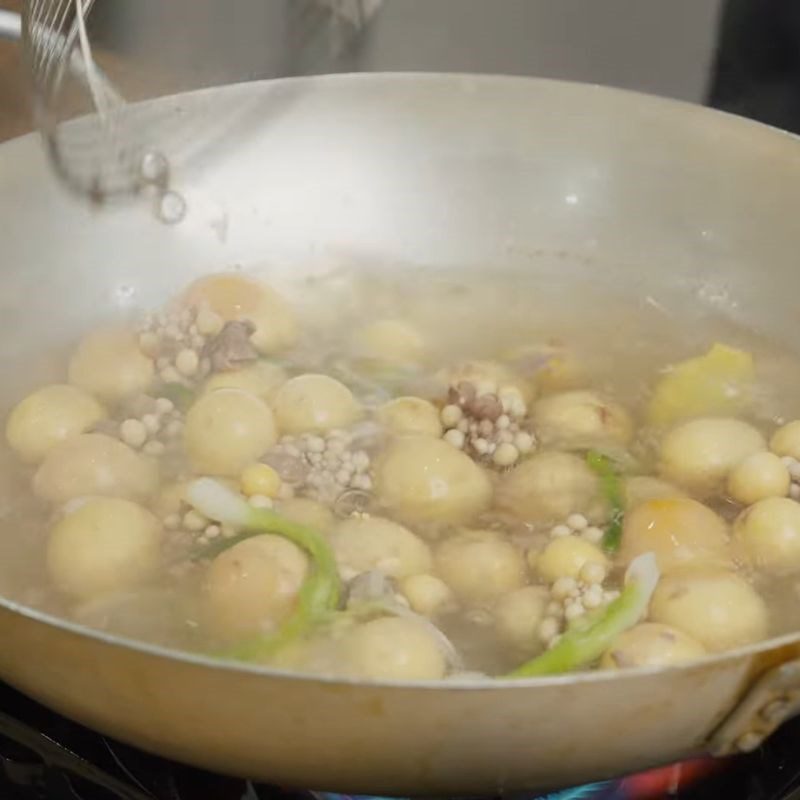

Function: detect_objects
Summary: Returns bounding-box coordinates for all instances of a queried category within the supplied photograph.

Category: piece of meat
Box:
[203,320,258,372]
[262,450,309,484]
[448,380,503,421]
[345,570,397,608]
[448,381,476,407]
[470,394,503,422]
[334,488,372,518]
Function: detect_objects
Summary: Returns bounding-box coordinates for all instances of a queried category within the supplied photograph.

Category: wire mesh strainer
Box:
[22,0,168,201]
[21,0,382,205]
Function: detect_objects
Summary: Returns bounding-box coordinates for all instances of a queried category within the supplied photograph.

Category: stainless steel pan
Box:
[2,73,800,795]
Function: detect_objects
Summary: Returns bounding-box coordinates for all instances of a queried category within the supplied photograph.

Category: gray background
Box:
[104,0,724,104]
[355,0,724,102]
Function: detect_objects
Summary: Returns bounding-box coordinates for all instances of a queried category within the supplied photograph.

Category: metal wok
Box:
[1,74,800,795]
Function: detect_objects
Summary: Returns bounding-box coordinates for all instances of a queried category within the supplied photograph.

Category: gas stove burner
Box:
[2,682,800,800]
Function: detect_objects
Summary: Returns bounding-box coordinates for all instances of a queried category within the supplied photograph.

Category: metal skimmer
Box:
[20,0,381,204]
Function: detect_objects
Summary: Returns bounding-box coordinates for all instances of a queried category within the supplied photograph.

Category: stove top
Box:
[2,681,800,800]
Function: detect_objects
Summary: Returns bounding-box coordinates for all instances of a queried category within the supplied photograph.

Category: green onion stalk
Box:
[586,450,625,553]
[186,478,341,662]
[507,552,659,678]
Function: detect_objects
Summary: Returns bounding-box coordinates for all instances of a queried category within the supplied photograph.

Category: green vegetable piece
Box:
[191,530,263,562]
[187,478,341,661]
[506,553,659,678]
[587,450,625,553]
[159,383,196,412]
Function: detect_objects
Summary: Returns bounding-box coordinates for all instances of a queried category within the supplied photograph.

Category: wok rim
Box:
[5,69,800,151]
[2,71,800,691]
[1,588,798,690]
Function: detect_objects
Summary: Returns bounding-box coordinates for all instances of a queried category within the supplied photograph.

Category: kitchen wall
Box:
[354,0,724,103]
[94,0,724,103]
